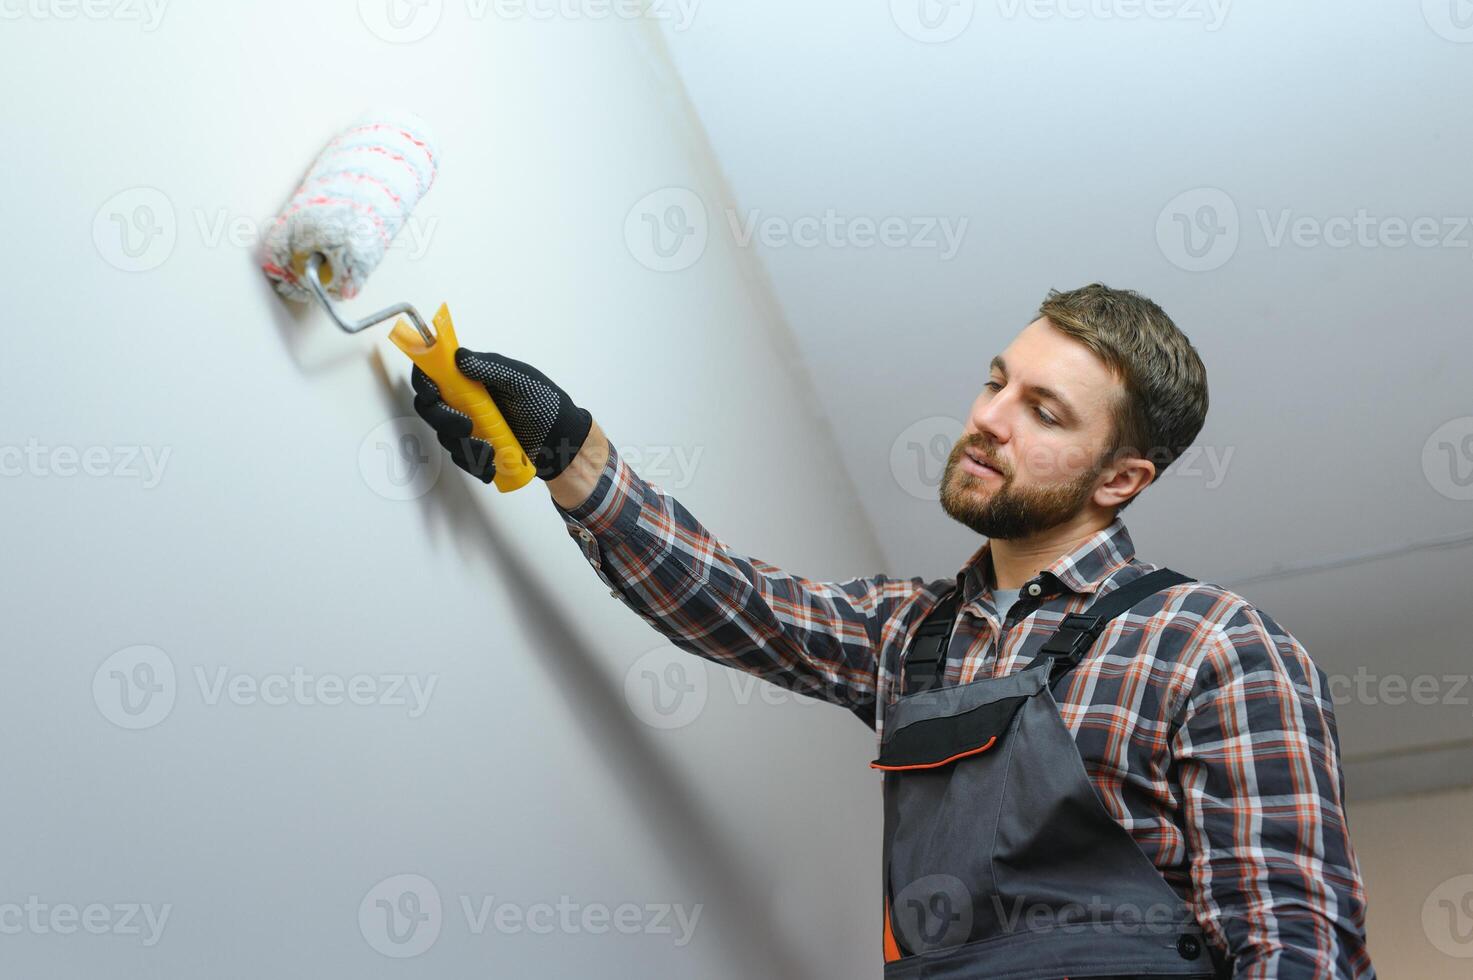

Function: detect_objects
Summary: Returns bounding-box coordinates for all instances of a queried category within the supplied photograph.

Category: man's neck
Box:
[988,512,1114,590]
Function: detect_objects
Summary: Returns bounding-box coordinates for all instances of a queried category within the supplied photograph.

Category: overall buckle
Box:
[1036,613,1103,668]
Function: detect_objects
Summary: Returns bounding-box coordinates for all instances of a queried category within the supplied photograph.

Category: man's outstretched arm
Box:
[412,352,926,726]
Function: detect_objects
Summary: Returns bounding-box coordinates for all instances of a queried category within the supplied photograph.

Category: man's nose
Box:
[968,392,1010,445]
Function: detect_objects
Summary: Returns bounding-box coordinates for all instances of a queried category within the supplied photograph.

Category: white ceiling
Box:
[660,1,1473,798]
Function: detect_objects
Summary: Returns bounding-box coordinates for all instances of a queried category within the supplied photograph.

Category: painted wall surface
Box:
[1350,787,1473,978]
[0,6,890,978]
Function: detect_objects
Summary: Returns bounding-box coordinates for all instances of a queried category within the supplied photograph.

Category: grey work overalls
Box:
[871,568,1232,979]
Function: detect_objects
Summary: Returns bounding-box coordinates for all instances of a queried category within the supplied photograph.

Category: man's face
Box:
[940,317,1128,540]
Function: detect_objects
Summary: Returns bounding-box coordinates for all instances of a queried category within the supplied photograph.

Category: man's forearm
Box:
[546,430,922,725]
[546,418,609,510]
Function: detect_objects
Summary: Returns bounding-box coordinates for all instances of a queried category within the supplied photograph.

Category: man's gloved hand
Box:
[411,349,593,484]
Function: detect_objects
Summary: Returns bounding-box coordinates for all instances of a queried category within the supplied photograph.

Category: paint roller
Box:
[260,112,537,493]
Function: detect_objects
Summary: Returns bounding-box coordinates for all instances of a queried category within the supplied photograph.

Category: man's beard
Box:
[939,436,1104,540]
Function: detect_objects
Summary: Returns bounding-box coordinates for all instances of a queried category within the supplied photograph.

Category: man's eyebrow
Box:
[989,355,1081,424]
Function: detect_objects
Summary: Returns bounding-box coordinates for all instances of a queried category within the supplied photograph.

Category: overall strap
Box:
[1024,567,1194,684]
[901,588,960,696]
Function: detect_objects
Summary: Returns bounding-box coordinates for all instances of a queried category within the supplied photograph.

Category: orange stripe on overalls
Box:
[883,893,902,963]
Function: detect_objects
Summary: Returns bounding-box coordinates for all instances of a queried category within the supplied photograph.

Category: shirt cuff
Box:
[552,440,645,549]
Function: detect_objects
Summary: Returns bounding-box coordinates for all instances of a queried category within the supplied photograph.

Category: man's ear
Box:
[1093,455,1156,510]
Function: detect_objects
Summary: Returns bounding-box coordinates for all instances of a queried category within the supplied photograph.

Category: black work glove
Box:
[410,349,593,483]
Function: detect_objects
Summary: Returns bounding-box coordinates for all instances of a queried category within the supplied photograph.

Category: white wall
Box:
[0,5,889,978]
[1350,787,1473,978]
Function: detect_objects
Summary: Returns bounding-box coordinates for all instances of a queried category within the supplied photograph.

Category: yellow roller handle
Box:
[388,303,538,493]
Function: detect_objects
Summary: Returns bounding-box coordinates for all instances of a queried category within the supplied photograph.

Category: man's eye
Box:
[1036,408,1057,426]
[984,380,1002,391]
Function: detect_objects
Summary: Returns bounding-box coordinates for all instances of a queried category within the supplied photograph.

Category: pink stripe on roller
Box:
[300,170,406,209]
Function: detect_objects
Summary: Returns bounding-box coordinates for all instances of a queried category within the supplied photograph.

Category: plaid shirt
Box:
[553,441,1375,979]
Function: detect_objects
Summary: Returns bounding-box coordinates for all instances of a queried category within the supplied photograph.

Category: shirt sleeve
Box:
[551,440,926,728]
[1171,602,1375,979]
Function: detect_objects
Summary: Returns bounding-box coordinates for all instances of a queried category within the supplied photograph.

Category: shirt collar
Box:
[954,515,1138,607]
